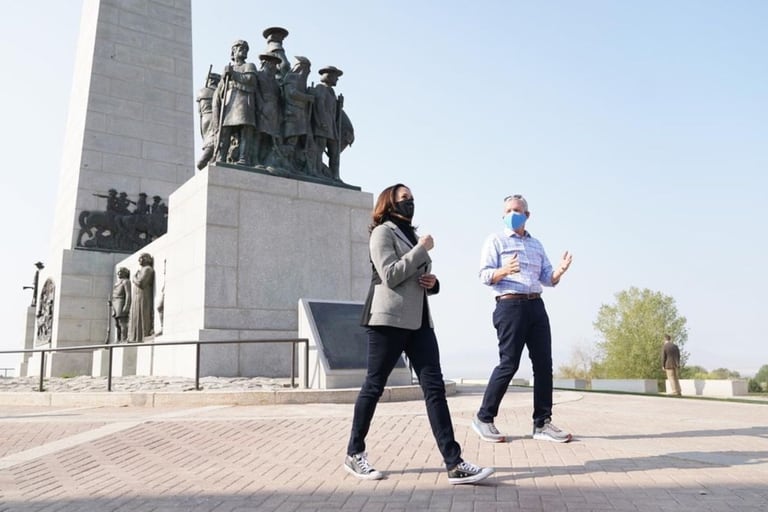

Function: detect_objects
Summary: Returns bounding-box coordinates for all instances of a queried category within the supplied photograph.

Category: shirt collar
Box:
[503,228,530,238]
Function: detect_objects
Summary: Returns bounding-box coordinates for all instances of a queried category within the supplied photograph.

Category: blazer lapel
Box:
[385,221,414,248]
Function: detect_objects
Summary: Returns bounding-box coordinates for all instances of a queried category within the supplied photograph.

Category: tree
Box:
[556,343,596,380]
[593,287,688,379]
[751,364,768,392]
[680,365,708,379]
[754,364,768,385]
[708,368,741,379]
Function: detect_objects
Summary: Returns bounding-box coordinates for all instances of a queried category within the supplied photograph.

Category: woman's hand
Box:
[418,273,437,289]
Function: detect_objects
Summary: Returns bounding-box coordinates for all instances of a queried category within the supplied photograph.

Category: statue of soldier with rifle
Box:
[196,66,222,170]
[281,56,314,174]
[311,66,344,179]
[213,40,258,166]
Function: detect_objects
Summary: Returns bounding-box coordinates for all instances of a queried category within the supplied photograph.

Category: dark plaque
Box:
[307,301,406,370]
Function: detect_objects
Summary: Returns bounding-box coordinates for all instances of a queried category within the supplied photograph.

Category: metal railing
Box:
[0,367,14,377]
[0,338,309,392]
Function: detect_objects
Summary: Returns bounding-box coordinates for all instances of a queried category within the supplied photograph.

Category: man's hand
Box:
[503,254,520,275]
[552,251,573,284]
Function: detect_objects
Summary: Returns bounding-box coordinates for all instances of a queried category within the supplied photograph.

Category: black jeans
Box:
[347,324,462,469]
[477,298,553,428]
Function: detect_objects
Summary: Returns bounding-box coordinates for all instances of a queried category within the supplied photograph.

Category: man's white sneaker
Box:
[532,420,572,443]
[472,417,506,443]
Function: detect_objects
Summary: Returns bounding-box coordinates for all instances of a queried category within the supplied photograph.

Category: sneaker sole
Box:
[448,467,495,485]
[471,422,506,443]
[532,432,573,443]
[343,462,384,480]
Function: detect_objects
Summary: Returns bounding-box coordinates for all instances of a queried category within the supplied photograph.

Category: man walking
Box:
[472,194,574,443]
[662,334,682,396]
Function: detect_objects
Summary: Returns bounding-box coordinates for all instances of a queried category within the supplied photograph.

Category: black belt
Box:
[496,293,541,302]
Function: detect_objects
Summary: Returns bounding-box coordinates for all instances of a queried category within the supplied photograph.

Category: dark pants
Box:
[477,298,553,428]
[347,324,462,469]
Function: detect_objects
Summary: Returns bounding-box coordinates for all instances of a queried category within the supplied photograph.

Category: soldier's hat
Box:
[319,66,343,77]
[262,27,289,42]
[231,39,249,51]
[258,53,282,64]
[294,55,310,65]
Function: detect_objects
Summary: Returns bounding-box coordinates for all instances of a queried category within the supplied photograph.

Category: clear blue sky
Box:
[1,1,766,378]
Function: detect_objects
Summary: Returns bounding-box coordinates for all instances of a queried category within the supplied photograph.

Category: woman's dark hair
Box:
[369,183,407,233]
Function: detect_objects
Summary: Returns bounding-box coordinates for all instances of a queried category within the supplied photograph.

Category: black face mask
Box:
[393,199,415,219]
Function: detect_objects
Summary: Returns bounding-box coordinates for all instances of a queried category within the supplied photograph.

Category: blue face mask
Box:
[503,211,527,231]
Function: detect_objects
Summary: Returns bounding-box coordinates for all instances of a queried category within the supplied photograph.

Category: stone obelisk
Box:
[25,0,194,376]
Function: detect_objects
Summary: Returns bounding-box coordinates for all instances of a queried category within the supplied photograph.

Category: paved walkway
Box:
[0,386,766,511]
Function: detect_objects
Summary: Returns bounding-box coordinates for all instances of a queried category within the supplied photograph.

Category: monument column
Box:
[27,0,194,376]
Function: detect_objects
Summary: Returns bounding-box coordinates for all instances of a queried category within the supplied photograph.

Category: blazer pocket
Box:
[370,284,403,315]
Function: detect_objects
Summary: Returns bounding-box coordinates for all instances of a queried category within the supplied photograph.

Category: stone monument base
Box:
[113,164,373,379]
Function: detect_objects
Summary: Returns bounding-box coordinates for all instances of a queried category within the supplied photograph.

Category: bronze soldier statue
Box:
[111,267,131,342]
[253,53,283,168]
[196,70,222,170]
[311,66,344,179]
[129,253,155,342]
[214,40,258,166]
[281,56,314,173]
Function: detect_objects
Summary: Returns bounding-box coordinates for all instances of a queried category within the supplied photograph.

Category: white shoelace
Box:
[354,453,375,472]
[457,461,481,473]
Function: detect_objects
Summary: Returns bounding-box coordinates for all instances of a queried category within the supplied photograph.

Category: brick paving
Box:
[0,386,766,511]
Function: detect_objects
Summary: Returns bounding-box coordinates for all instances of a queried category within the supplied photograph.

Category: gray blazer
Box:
[363,221,439,329]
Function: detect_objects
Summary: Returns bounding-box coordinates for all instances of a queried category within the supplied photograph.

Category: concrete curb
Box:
[0,381,456,408]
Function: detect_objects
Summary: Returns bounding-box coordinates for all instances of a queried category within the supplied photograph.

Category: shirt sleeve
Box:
[479,234,500,286]
[539,243,556,287]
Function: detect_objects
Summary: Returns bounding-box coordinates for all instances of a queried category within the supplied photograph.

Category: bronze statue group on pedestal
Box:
[196,27,354,183]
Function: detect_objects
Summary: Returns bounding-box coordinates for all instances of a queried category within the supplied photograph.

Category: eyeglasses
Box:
[504,194,524,201]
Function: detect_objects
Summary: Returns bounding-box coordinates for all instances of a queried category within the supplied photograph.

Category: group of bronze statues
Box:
[196,27,354,181]
[77,190,168,253]
[109,253,160,343]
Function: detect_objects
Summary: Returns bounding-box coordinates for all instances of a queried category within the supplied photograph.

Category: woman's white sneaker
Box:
[447,461,495,484]
[343,452,384,480]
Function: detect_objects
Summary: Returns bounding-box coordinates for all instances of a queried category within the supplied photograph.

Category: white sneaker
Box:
[472,417,506,443]
[343,452,384,480]
[447,461,495,485]
[532,420,572,443]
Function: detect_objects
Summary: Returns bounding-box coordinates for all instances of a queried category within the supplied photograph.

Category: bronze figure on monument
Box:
[110,267,131,343]
[214,40,258,166]
[196,68,222,170]
[197,27,356,188]
[128,253,155,343]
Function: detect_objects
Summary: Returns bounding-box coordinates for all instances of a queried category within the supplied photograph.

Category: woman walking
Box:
[344,183,494,485]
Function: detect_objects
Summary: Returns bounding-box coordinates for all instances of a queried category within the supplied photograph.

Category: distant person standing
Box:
[662,334,682,396]
[472,194,573,444]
